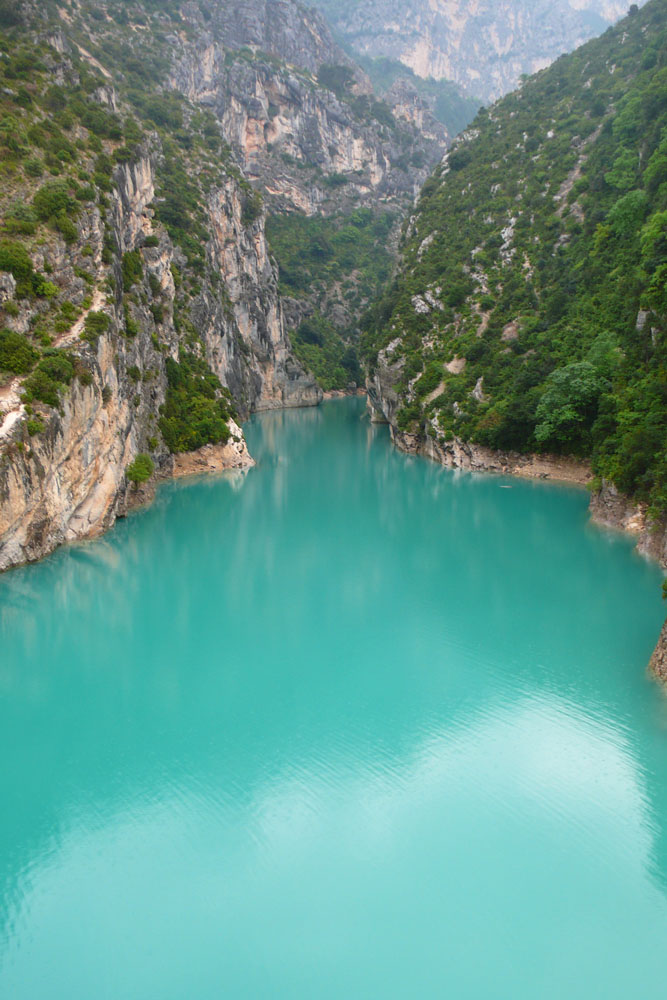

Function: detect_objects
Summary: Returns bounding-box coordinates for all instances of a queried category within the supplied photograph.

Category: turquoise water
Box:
[1,397,667,998]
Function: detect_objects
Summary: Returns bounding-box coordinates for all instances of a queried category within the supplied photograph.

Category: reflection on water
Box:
[1,398,666,999]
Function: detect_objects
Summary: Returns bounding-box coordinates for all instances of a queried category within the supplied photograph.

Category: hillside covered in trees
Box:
[363,0,667,517]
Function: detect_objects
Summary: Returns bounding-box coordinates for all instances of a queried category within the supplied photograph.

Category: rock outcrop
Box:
[649,620,667,683]
[314,0,644,102]
[170,11,447,216]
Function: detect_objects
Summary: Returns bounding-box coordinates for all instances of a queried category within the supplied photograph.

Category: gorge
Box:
[1,0,667,990]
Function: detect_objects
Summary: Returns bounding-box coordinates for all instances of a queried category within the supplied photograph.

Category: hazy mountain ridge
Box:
[313,0,648,101]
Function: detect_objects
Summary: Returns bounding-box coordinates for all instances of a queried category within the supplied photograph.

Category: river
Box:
[1,397,666,998]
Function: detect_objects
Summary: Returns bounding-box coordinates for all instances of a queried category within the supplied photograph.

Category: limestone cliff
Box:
[0,9,322,572]
[170,2,447,216]
[314,0,646,102]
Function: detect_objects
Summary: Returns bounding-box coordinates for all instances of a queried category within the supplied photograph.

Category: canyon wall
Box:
[314,0,646,102]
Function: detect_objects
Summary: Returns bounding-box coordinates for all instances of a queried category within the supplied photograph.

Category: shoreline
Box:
[380,416,667,684]
[0,419,255,575]
[122,433,255,515]
[384,421,666,567]
[322,387,367,401]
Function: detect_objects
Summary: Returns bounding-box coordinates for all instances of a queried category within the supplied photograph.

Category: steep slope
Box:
[0,0,452,569]
[363,0,666,556]
[162,0,448,388]
[314,0,648,103]
[0,0,324,569]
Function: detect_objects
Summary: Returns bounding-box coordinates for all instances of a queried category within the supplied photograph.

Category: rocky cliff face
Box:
[200,0,342,75]
[0,8,323,572]
[0,144,315,570]
[314,0,646,102]
[170,9,447,216]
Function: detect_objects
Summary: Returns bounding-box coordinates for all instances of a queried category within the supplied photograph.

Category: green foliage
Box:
[121,250,143,291]
[241,188,263,228]
[363,0,667,512]
[534,362,608,452]
[159,351,232,453]
[0,1,22,27]
[126,453,154,485]
[22,350,74,407]
[32,180,78,221]
[0,240,35,297]
[290,312,361,390]
[0,329,38,373]
[266,208,394,301]
[81,311,110,346]
[154,149,207,269]
[317,64,355,99]
[2,202,37,235]
[26,417,45,436]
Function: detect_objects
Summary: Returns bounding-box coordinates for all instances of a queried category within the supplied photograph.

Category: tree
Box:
[534,362,607,451]
[126,453,154,487]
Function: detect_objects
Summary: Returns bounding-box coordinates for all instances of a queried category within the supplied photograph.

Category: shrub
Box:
[26,418,44,436]
[0,329,38,373]
[2,202,37,235]
[126,453,154,485]
[0,240,38,298]
[56,213,78,244]
[32,180,78,222]
[22,370,61,407]
[35,351,74,385]
[241,189,262,227]
[121,249,143,290]
[159,352,232,453]
[317,64,355,98]
[24,157,43,178]
[81,310,110,345]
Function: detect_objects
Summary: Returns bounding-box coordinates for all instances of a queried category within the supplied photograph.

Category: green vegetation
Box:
[0,329,38,373]
[159,351,234,453]
[363,0,667,515]
[290,312,362,390]
[22,350,75,407]
[267,208,394,301]
[267,208,394,388]
[241,187,263,228]
[81,310,110,346]
[121,250,143,291]
[355,55,480,137]
[126,452,154,486]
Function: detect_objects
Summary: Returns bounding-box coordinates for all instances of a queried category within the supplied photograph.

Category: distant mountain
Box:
[312,0,648,102]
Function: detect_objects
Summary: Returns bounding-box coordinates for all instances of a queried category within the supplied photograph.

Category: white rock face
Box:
[314,0,646,102]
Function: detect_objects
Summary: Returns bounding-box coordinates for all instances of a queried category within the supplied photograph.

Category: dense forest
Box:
[362,0,667,516]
